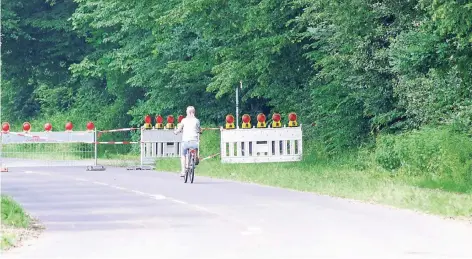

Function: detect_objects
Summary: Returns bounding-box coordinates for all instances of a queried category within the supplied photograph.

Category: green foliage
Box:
[1,0,91,121]
[374,137,401,171]
[1,0,471,165]
[373,127,472,193]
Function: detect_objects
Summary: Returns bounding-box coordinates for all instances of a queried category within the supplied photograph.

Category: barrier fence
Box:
[220,126,303,163]
[95,127,141,169]
[0,112,303,171]
[141,128,182,166]
[0,130,96,168]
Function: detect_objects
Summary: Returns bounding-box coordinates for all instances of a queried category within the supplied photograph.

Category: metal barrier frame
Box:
[0,130,99,169]
[140,127,182,166]
[220,126,303,163]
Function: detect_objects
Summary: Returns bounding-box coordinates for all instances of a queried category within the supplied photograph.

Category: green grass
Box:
[1,196,30,228]
[156,158,472,218]
[154,128,472,219]
[1,195,31,250]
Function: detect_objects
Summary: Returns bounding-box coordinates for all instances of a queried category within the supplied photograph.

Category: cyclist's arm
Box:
[174,120,184,134]
[196,119,202,134]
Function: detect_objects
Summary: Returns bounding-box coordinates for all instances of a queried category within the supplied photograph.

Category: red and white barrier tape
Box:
[98,128,140,133]
[2,132,68,143]
[200,152,220,161]
[97,127,218,133]
[94,141,139,145]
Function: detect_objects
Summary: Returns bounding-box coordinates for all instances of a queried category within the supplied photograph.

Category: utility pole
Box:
[236,81,242,129]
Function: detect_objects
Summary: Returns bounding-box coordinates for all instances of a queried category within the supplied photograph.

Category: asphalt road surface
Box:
[1,166,472,259]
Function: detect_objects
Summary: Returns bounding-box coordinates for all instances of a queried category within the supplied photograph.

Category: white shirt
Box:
[180,117,200,142]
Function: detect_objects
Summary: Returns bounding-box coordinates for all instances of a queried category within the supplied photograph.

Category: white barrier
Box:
[140,128,182,166]
[1,131,95,144]
[0,131,97,168]
[220,126,303,163]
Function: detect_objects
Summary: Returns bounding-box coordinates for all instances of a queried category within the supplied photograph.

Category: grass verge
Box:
[1,195,42,251]
[153,128,472,220]
[156,157,472,219]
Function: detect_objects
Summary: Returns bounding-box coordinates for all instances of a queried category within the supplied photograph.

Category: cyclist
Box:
[174,106,201,177]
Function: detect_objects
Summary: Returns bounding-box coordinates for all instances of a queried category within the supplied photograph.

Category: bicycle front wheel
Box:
[184,168,189,183]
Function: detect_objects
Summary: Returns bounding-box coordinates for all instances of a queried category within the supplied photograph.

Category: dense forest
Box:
[2,0,471,154]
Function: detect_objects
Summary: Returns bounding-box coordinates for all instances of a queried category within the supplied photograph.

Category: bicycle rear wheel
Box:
[189,153,195,183]
[184,169,189,183]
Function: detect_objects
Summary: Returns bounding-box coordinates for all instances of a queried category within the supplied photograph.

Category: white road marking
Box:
[148,194,166,200]
[241,227,262,236]
[92,181,109,186]
[169,199,187,205]
[130,190,146,195]
[111,185,127,191]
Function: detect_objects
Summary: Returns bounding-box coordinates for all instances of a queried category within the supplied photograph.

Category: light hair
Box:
[186,106,195,116]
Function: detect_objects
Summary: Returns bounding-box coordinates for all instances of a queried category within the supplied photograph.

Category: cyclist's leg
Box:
[190,141,200,165]
[180,142,189,176]
[195,148,200,165]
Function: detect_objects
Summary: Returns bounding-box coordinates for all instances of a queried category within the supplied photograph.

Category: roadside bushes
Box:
[373,126,472,192]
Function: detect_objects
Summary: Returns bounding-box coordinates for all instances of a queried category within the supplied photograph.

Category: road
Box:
[1,166,472,259]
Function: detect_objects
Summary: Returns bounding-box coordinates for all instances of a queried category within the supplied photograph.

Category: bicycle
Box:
[180,132,202,184]
[184,148,197,183]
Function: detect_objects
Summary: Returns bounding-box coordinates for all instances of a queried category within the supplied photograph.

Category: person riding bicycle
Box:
[174,106,201,177]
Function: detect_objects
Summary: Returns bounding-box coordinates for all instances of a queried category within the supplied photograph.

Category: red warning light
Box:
[23,122,31,132]
[257,113,266,122]
[272,113,281,122]
[65,122,73,131]
[2,122,10,132]
[289,112,297,121]
[242,114,251,124]
[86,121,95,131]
[44,123,52,132]
[226,115,234,124]
[144,115,152,124]
[288,112,298,127]
[256,113,267,128]
[156,115,164,124]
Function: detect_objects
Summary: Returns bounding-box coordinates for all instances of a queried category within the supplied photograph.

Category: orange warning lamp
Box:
[288,112,298,127]
[23,122,31,133]
[166,115,175,129]
[272,113,282,128]
[144,115,152,129]
[44,123,52,132]
[2,122,10,133]
[256,113,266,128]
[225,114,235,129]
[155,115,164,129]
[242,114,251,129]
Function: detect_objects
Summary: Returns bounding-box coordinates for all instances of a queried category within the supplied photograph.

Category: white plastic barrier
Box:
[220,126,303,163]
[1,131,95,144]
[1,131,96,168]
[140,128,182,166]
